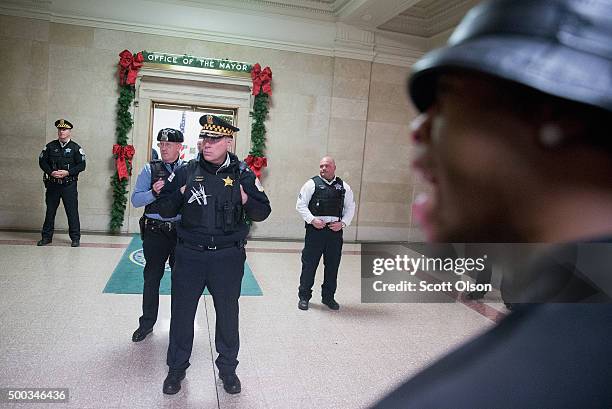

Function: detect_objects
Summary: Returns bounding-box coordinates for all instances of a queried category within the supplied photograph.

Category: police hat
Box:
[157,128,184,142]
[199,115,239,138]
[409,0,612,114]
[55,119,73,129]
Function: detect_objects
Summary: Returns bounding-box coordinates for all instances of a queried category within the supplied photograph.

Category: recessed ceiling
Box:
[378,0,480,37]
[176,0,479,37]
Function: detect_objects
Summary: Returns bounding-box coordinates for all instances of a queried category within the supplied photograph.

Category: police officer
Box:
[157,115,271,395]
[38,119,86,247]
[195,135,204,161]
[296,156,355,311]
[130,128,184,342]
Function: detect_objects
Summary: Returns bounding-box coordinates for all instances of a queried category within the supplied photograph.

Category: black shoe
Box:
[298,299,309,310]
[219,373,241,394]
[37,238,52,246]
[466,290,486,300]
[71,240,80,247]
[163,370,186,395]
[132,327,153,342]
[322,298,340,310]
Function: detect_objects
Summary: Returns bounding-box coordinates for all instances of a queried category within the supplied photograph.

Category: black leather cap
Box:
[409,0,612,113]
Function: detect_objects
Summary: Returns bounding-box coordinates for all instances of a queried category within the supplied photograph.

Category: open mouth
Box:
[411,150,439,242]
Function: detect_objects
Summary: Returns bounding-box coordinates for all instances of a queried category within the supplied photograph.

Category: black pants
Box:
[298,225,343,301]
[41,182,80,241]
[139,224,177,331]
[167,241,245,376]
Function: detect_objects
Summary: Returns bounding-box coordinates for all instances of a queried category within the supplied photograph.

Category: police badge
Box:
[160,129,169,141]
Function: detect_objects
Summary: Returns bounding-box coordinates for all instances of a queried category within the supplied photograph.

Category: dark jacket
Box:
[39,139,86,178]
[157,152,271,245]
[372,240,612,409]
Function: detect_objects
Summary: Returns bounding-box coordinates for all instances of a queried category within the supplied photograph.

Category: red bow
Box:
[251,63,272,96]
[112,144,135,180]
[245,154,267,179]
[118,50,144,86]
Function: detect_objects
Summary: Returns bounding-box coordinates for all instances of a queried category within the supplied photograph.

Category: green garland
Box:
[109,87,135,232]
[249,92,269,156]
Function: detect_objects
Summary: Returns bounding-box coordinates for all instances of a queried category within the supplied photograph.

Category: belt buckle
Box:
[207,245,216,250]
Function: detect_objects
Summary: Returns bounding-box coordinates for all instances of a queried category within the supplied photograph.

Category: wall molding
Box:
[0,0,425,67]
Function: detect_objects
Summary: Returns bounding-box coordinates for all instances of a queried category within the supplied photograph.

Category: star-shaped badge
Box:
[222,176,234,187]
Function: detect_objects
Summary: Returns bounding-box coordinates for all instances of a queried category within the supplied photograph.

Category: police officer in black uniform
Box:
[296,156,355,311]
[38,119,86,247]
[157,115,271,395]
[130,128,184,342]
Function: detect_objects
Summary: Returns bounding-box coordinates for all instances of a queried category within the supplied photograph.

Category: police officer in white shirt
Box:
[296,156,355,310]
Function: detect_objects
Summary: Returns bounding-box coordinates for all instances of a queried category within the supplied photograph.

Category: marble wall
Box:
[0,16,423,241]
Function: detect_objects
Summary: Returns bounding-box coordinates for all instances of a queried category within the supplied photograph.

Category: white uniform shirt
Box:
[296,176,355,226]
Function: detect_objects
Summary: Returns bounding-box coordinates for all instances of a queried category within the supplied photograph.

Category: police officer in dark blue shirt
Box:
[38,119,86,247]
[157,115,271,396]
[130,128,184,342]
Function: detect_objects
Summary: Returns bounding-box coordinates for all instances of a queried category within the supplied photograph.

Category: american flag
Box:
[179,111,186,134]
[179,111,186,160]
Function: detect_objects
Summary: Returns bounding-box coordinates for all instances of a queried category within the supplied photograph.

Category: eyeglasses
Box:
[157,142,179,149]
[200,136,227,145]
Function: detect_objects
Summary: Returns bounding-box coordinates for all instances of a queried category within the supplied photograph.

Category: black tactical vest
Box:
[144,160,173,215]
[180,161,243,234]
[308,176,345,218]
[46,140,78,172]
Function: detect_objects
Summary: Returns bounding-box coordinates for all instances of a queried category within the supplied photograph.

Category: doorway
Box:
[150,103,238,161]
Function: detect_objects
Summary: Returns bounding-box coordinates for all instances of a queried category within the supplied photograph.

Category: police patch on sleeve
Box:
[255,177,264,192]
[79,148,86,160]
[168,172,175,182]
[39,150,44,159]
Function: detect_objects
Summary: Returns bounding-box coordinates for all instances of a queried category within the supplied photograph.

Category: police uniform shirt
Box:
[296,177,355,226]
[39,139,86,178]
[131,160,183,222]
[156,152,271,237]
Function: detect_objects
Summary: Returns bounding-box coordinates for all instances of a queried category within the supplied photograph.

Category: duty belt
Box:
[46,176,77,185]
[178,237,245,251]
[144,218,176,231]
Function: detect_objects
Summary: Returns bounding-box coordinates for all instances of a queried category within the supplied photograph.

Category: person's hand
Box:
[240,185,248,205]
[180,185,186,194]
[312,218,326,229]
[328,221,343,231]
[152,179,165,194]
[51,170,68,178]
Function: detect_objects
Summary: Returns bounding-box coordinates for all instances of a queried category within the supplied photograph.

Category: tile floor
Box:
[0,231,503,409]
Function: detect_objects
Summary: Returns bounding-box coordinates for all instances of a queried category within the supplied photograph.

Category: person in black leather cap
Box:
[372,0,612,408]
[157,115,271,395]
[38,119,86,247]
[130,128,184,343]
